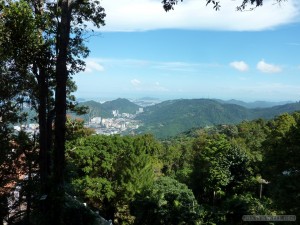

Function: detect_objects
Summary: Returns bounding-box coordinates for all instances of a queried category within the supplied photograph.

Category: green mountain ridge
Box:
[215,99,293,109]
[78,98,140,119]
[74,98,300,138]
[136,98,300,138]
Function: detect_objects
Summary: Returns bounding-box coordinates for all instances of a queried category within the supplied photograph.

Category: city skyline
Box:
[73,0,300,102]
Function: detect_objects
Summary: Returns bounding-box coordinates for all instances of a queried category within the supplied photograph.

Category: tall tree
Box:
[262,113,300,218]
[1,0,105,223]
[0,4,39,222]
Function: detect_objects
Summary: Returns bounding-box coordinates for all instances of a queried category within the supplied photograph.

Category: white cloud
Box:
[257,60,282,73]
[85,57,220,72]
[129,79,169,92]
[131,79,141,86]
[153,61,198,72]
[85,60,104,73]
[99,0,300,32]
[230,61,249,72]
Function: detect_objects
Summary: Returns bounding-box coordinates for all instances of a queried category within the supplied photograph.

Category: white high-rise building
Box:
[91,117,101,124]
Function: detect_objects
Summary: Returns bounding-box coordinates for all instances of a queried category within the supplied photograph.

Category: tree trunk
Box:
[52,0,71,224]
[34,0,52,217]
[38,68,49,196]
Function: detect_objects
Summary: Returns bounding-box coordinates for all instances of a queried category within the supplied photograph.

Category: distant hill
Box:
[132,97,162,107]
[22,97,300,138]
[138,97,160,101]
[136,99,300,138]
[215,99,293,109]
[102,98,140,114]
[78,98,140,119]
[76,98,86,102]
[252,102,300,118]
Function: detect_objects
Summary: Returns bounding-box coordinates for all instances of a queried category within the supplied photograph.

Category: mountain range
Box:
[135,99,300,138]
[78,98,140,119]
[214,99,293,109]
[78,98,300,138]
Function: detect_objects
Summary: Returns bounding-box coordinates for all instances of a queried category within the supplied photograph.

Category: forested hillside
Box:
[215,99,293,108]
[136,99,300,138]
[22,98,300,140]
[78,98,140,119]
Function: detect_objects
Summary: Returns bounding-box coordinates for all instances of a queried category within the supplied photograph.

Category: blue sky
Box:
[74,0,300,102]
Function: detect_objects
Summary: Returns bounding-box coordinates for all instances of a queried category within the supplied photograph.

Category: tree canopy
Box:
[1,0,105,224]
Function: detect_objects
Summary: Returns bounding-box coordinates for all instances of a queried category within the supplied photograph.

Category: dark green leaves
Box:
[131,177,204,225]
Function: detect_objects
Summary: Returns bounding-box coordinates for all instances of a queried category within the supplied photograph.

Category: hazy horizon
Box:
[75,95,296,104]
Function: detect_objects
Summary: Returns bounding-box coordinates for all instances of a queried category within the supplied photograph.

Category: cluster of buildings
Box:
[11,107,144,137]
[87,108,143,135]
[13,123,39,136]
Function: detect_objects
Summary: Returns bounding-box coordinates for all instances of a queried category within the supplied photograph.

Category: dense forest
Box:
[1,111,299,224]
[65,112,300,224]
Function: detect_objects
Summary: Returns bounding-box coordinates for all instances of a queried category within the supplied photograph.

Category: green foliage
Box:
[66,116,95,141]
[65,111,300,224]
[1,0,106,224]
[0,0,43,63]
[159,137,195,186]
[191,134,252,201]
[222,194,276,225]
[233,119,270,163]
[0,0,39,123]
[262,113,300,218]
[131,176,204,225]
[66,134,158,223]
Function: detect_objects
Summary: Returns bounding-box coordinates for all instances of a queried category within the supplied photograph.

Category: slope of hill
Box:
[78,98,140,119]
[136,99,252,138]
[253,102,300,119]
[136,99,300,138]
[215,99,293,109]
[102,98,140,114]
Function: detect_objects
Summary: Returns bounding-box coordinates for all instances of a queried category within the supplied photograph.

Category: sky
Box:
[73,0,300,102]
